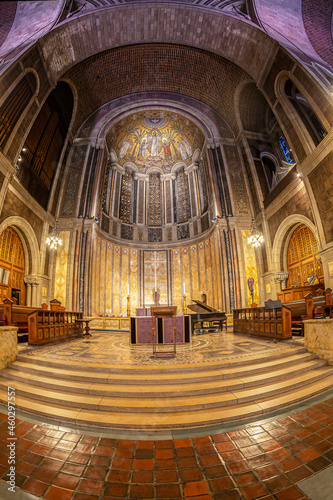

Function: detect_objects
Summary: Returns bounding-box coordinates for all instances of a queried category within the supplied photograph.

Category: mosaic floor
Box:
[18,330,305,366]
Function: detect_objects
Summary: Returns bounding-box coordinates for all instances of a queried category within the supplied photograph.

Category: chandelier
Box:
[248,219,264,248]
[46,219,62,250]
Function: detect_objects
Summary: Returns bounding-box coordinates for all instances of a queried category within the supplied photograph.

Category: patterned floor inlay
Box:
[18,330,305,366]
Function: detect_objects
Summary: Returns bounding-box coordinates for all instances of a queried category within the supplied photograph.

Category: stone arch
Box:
[271,214,320,274]
[0,216,40,276]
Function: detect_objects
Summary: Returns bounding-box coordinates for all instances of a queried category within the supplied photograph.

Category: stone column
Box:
[24,278,32,306]
[31,281,38,307]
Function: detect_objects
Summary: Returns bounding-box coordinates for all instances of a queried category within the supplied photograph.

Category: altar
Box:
[130,310,191,345]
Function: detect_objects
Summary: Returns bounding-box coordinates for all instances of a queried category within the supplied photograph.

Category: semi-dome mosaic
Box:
[107,110,205,173]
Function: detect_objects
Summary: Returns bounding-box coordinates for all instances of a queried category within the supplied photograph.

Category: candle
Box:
[154,252,157,290]
[183,283,185,295]
[127,284,130,295]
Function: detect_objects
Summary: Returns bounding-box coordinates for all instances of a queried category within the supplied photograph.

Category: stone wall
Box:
[0,327,17,369]
[304,319,333,365]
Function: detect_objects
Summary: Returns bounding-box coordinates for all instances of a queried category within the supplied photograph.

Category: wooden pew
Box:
[233,305,292,340]
[28,309,84,346]
[3,298,43,342]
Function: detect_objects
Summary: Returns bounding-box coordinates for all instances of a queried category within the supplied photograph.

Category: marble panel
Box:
[0,327,17,369]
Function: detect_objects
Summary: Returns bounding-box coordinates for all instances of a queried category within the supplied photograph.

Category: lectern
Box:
[150,306,177,358]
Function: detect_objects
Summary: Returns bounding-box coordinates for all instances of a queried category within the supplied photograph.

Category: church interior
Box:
[0,0,333,499]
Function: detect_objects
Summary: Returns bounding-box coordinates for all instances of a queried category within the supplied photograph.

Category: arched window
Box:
[285,79,326,146]
[0,73,37,150]
[278,136,295,164]
[176,167,190,223]
[17,81,73,209]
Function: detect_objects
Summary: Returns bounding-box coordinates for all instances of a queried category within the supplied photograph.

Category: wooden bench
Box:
[28,310,84,346]
[233,305,292,340]
[2,298,43,343]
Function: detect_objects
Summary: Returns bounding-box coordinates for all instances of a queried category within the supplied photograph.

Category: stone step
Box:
[1,366,332,412]
[0,358,327,397]
[14,346,307,374]
[8,349,315,385]
[0,374,332,430]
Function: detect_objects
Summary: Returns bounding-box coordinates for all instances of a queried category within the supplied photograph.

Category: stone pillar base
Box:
[0,327,18,369]
[304,319,333,365]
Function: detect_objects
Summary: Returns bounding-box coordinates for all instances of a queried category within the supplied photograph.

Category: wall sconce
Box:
[248,219,264,248]
[46,219,62,250]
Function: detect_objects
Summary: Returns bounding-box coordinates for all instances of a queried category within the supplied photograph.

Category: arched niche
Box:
[0,227,25,304]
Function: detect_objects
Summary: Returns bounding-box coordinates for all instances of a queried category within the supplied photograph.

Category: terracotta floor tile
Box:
[31,443,53,456]
[155,448,173,459]
[285,441,307,454]
[176,447,195,458]
[255,463,280,480]
[23,478,48,496]
[286,465,312,482]
[295,447,320,463]
[313,440,332,454]
[17,438,35,450]
[49,448,72,461]
[241,445,262,458]
[155,440,173,449]
[293,428,312,439]
[276,433,296,445]
[133,458,154,470]
[117,439,135,449]
[90,455,110,467]
[135,448,154,459]
[250,432,271,443]
[156,483,181,498]
[173,438,192,448]
[183,479,210,497]
[132,471,154,483]
[247,454,272,468]
[259,439,281,452]
[73,443,95,454]
[32,467,58,483]
[84,465,108,480]
[78,478,103,494]
[215,441,237,452]
[266,448,291,461]
[220,450,244,462]
[114,447,133,459]
[246,427,265,436]
[61,462,86,476]
[177,456,198,469]
[136,440,154,449]
[81,436,99,445]
[63,432,82,443]
[99,438,117,447]
[192,436,211,446]
[241,483,269,500]
[264,474,292,493]
[128,483,154,498]
[199,454,222,467]
[155,458,177,470]
[40,436,59,447]
[68,452,91,464]
[24,452,45,466]
[227,460,251,474]
[324,448,333,461]
[196,444,216,455]
[15,460,36,476]
[268,428,288,438]
[234,437,254,448]
[208,475,235,492]
[41,457,64,471]
[106,469,131,483]
[44,485,74,500]
[94,446,114,457]
[274,486,305,500]
[201,464,228,479]
[180,468,203,482]
[306,455,331,472]
[56,440,77,451]
[277,456,302,471]
[228,430,248,439]
[302,434,322,446]
[54,472,80,489]
[234,471,257,486]
[72,493,99,500]
[155,469,178,482]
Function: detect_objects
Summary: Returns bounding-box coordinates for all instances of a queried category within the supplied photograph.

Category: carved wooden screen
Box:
[287,224,323,287]
[0,227,25,304]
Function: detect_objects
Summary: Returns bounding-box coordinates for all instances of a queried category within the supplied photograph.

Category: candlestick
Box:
[183,283,185,295]
[154,252,157,290]
[127,284,130,295]
[127,295,130,318]
[183,294,187,316]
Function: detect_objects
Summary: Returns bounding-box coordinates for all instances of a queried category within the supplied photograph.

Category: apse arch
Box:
[271,214,320,275]
[0,216,40,276]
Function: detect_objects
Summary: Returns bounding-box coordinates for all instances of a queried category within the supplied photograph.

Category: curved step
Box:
[1,366,332,412]
[0,374,332,429]
[0,358,327,397]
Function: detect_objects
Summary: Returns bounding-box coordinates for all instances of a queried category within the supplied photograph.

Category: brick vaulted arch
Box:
[41,5,276,83]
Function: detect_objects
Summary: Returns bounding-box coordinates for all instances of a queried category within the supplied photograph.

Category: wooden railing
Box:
[28,310,84,345]
[233,306,292,340]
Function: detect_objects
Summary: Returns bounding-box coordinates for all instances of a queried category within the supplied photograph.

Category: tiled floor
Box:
[0,397,333,499]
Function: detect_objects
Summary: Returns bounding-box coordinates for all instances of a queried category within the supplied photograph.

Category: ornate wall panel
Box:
[165,179,172,224]
[177,168,190,223]
[241,230,260,306]
[224,145,250,215]
[137,180,145,224]
[148,173,162,226]
[61,145,87,217]
[148,228,162,242]
[119,168,132,223]
[0,227,25,304]
[143,251,168,306]
[54,231,70,308]
[121,225,133,240]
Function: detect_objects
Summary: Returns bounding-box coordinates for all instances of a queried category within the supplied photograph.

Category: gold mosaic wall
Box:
[241,230,260,307]
[90,228,224,317]
[54,231,70,307]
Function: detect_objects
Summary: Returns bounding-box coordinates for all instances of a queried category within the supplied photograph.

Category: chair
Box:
[0,313,7,326]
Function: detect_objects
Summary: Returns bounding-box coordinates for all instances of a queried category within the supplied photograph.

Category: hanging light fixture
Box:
[46,219,62,250]
[248,218,264,248]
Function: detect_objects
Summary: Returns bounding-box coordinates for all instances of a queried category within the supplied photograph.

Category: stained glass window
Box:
[278,136,295,164]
